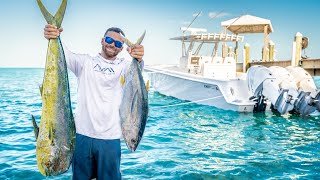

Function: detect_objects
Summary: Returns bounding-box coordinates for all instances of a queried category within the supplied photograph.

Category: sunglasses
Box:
[104,37,123,48]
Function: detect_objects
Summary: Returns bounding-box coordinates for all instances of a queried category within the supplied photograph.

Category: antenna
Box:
[181,11,202,56]
[226,13,250,35]
[207,10,224,34]
[226,14,242,29]
[208,10,224,21]
[183,11,202,34]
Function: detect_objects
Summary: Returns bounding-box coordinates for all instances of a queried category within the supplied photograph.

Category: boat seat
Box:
[212,56,223,64]
[190,56,200,65]
[224,57,235,64]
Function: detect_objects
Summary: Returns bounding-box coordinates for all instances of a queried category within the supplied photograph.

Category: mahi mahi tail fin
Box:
[36,0,67,28]
[53,0,67,28]
[31,115,39,140]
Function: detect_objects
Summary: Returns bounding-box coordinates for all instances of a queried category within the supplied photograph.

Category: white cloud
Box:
[208,12,229,19]
[192,12,202,17]
[181,21,191,25]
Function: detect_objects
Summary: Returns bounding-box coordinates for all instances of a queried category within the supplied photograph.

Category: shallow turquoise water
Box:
[0,68,319,179]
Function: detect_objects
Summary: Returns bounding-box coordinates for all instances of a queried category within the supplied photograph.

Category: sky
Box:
[0,0,319,68]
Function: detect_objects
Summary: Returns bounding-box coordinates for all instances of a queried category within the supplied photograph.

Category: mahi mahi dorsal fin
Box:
[36,0,67,28]
[31,115,39,140]
[39,84,43,97]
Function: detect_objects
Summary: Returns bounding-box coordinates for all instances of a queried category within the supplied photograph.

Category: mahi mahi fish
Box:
[31,0,75,176]
[120,31,149,152]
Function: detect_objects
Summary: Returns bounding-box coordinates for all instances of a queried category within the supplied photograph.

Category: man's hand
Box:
[44,24,63,40]
[127,45,144,62]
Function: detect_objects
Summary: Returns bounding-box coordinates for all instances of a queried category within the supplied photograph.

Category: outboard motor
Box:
[269,66,316,116]
[247,65,294,114]
[286,66,320,111]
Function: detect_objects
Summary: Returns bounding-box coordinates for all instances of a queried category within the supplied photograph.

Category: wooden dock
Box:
[236,58,320,76]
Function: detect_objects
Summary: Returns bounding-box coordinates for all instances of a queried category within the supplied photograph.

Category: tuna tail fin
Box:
[36,0,67,28]
[123,30,146,47]
[136,30,146,45]
[123,38,134,48]
[31,115,39,140]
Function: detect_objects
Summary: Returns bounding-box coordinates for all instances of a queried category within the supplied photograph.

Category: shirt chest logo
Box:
[93,64,115,75]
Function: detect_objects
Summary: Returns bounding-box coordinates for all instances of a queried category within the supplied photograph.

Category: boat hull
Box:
[145,65,256,112]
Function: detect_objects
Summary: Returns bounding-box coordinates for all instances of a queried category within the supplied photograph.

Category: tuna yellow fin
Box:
[146,80,150,92]
[36,0,67,28]
[31,115,39,140]
[120,75,125,87]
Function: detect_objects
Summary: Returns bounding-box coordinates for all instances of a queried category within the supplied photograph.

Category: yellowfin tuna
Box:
[120,31,149,152]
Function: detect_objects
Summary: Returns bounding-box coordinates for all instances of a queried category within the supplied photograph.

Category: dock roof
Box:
[221,14,273,34]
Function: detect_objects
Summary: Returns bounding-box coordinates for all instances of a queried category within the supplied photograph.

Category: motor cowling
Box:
[247,65,294,114]
[269,66,316,116]
[286,66,319,113]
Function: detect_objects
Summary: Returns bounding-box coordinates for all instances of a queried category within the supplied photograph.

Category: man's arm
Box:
[63,43,87,77]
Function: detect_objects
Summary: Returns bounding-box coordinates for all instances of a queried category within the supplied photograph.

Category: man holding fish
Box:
[44,24,145,180]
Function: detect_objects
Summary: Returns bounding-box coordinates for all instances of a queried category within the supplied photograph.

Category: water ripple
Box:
[1,69,320,179]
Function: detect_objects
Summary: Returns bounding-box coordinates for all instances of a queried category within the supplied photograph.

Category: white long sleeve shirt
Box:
[64,45,136,140]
